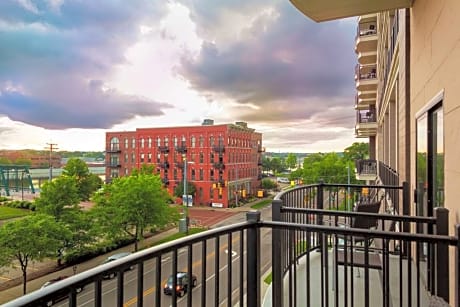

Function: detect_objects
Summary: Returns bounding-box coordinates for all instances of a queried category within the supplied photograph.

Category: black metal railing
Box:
[213,162,225,170]
[106,145,121,153]
[158,146,169,153]
[4,184,459,307]
[356,21,377,38]
[356,64,377,81]
[4,213,261,307]
[106,162,121,168]
[356,159,377,176]
[356,110,376,123]
[175,145,187,153]
[271,183,459,307]
[212,145,225,153]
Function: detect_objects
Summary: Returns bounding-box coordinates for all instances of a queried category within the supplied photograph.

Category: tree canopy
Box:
[62,158,102,200]
[343,142,369,161]
[0,214,70,294]
[34,176,80,221]
[285,153,297,170]
[93,173,179,251]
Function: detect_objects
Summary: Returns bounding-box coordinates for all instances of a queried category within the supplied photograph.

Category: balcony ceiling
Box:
[289,0,413,22]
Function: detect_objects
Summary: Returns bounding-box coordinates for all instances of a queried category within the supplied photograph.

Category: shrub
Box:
[3,200,36,211]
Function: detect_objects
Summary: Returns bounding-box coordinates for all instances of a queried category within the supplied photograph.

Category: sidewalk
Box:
[0,197,271,304]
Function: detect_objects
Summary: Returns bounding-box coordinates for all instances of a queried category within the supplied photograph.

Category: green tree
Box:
[261,156,271,174]
[0,157,12,165]
[302,153,350,184]
[0,214,70,294]
[343,142,369,161]
[285,153,297,170]
[173,181,196,198]
[62,158,102,200]
[13,158,32,167]
[34,176,80,221]
[261,178,277,190]
[132,164,157,175]
[93,173,179,251]
[270,157,284,175]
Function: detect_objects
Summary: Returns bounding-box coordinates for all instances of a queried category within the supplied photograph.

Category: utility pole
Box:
[235,165,239,207]
[183,155,189,234]
[45,143,58,182]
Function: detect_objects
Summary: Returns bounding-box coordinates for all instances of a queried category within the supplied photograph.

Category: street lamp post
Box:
[183,156,189,234]
[347,163,351,211]
[182,156,194,234]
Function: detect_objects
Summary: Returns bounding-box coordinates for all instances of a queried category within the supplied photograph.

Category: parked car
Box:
[102,252,133,279]
[277,177,290,183]
[41,276,84,306]
[163,272,197,297]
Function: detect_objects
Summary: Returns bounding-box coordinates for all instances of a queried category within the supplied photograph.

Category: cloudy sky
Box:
[0,0,358,153]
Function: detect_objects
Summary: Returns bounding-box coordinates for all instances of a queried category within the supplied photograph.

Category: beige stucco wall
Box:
[411,0,460,302]
[411,0,460,232]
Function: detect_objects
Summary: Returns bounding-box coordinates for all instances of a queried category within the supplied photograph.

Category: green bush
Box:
[0,196,11,203]
[3,200,36,211]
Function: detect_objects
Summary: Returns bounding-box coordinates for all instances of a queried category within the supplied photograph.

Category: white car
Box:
[277,177,290,183]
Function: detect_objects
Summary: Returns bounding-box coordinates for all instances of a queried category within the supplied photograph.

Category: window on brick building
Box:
[191,136,196,148]
[199,152,204,163]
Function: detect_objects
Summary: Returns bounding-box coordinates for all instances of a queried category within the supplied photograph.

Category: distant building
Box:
[105,120,264,208]
[0,150,61,168]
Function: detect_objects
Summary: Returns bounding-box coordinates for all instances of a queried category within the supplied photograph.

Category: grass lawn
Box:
[250,199,272,210]
[0,206,31,220]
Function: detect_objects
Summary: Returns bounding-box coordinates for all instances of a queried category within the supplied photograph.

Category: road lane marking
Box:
[123,236,242,306]
[0,276,12,281]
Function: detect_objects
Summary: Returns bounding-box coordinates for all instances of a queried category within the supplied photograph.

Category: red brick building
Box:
[105,120,263,208]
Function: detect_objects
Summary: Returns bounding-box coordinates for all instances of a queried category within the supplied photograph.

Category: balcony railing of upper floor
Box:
[5,182,459,307]
[106,144,121,153]
[355,159,378,181]
[355,64,377,81]
[212,145,225,153]
[356,21,377,38]
[356,110,376,124]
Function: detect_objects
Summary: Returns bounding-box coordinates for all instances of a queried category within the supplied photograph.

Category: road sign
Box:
[182,194,193,206]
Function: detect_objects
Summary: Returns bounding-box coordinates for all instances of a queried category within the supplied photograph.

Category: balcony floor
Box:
[263,250,432,307]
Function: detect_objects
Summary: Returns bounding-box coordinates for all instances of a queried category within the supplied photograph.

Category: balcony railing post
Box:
[434,207,449,302]
[247,210,261,307]
[272,199,283,307]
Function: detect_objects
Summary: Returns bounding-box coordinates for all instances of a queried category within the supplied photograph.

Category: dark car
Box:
[163,272,197,297]
[41,276,84,306]
[102,252,133,279]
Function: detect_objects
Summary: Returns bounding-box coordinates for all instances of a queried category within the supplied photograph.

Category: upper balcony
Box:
[355,19,377,54]
[5,182,458,307]
[213,162,225,170]
[355,159,378,181]
[288,0,412,22]
[175,145,187,153]
[158,146,169,153]
[158,161,170,169]
[355,109,377,137]
[213,145,225,153]
[106,144,121,153]
[105,161,121,168]
[355,64,377,92]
